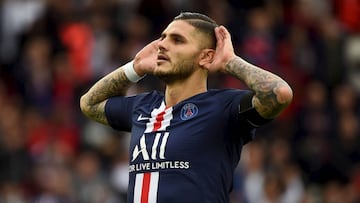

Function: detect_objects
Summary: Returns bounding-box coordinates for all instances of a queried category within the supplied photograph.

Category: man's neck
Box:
[164,74,207,107]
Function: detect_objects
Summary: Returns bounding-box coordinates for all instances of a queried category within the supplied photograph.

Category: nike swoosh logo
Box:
[137,114,150,121]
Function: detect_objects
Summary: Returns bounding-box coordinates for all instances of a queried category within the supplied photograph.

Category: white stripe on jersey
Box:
[145,101,173,133]
[148,172,159,203]
[134,172,159,203]
[134,173,144,203]
[157,108,173,131]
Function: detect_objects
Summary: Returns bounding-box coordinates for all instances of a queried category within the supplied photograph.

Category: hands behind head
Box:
[132,26,236,76]
[133,39,160,76]
[202,26,236,73]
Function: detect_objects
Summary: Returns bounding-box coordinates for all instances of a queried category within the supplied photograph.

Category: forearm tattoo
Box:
[81,68,131,124]
[225,57,291,118]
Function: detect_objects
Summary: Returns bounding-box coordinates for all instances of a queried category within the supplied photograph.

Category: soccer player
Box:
[80,12,293,203]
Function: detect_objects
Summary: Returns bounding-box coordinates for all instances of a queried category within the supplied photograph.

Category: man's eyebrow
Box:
[160,32,187,40]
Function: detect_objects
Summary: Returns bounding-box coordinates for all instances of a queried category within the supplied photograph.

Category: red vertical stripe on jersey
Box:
[152,111,166,131]
[141,172,151,203]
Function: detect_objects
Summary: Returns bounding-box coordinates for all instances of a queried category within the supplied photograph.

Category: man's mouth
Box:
[157,54,170,62]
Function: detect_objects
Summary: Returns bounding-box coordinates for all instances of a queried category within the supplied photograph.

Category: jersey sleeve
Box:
[105,95,137,131]
[238,91,273,128]
[224,90,272,144]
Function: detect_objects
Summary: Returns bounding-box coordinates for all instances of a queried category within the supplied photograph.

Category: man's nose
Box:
[157,39,167,52]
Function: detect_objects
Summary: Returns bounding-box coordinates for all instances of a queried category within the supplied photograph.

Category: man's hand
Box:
[133,39,159,76]
[203,26,236,72]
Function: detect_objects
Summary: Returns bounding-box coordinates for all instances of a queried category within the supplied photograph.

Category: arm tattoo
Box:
[80,68,131,125]
[226,57,292,119]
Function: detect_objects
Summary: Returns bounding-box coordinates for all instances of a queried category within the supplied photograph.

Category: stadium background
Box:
[0,0,359,202]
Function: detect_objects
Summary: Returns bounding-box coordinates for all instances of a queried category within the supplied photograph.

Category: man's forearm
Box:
[80,67,131,124]
[225,56,293,119]
[83,68,130,104]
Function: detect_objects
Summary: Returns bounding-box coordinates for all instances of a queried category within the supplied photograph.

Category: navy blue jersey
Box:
[105,89,262,203]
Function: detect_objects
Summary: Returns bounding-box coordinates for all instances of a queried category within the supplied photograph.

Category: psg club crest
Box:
[180,103,198,120]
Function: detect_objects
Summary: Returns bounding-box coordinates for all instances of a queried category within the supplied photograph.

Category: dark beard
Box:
[154,61,196,85]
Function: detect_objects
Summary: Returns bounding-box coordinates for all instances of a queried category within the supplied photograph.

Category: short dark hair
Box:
[173,12,218,49]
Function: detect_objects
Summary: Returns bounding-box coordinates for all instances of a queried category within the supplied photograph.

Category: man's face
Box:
[154,20,205,83]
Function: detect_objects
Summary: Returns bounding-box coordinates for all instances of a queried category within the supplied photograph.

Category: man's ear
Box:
[199,49,215,68]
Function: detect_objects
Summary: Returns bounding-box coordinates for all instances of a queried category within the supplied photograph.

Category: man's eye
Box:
[173,38,183,43]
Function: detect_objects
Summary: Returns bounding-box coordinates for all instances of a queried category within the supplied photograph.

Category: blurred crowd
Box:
[0,0,359,202]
